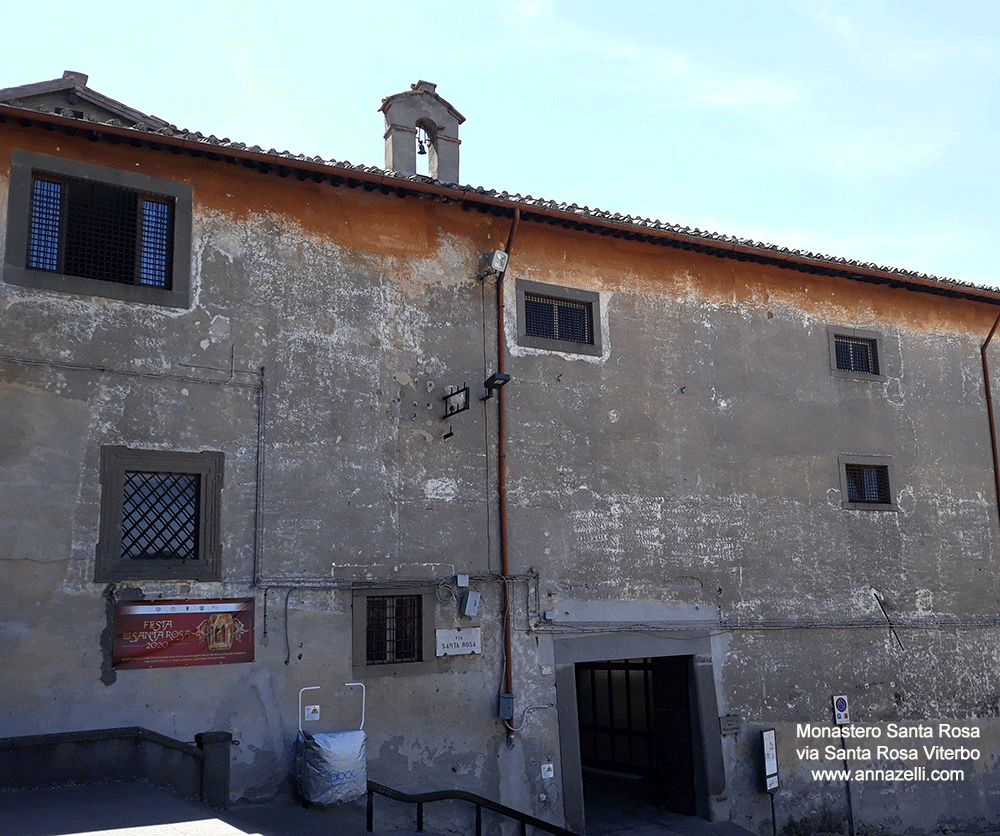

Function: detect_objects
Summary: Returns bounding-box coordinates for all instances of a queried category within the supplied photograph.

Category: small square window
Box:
[835,336,879,375]
[516,279,602,357]
[844,464,890,504]
[5,149,192,307]
[96,447,224,582]
[838,455,897,511]
[828,327,886,381]
[366,595,422,664]
[352,588,436,675]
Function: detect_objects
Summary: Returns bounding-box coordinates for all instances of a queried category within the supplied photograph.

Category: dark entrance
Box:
[575,656,696,816]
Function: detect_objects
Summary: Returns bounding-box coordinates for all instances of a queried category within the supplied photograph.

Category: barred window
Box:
[828,327,886,380]
[834,335,879,375]
[839,455,897,511]
[5,149,191,307]
[121,472,200,561]
[516,279,603,357]
[97,447,224,582]
[525,293,594,345]
[366,595,422,664]
[844,464,890,505]
[27,174,174,288]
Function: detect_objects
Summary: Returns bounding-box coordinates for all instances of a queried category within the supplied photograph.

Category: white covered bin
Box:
[297,729,367,806]
[296,683,367,807]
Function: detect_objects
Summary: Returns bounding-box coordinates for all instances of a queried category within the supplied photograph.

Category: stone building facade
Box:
[3,74,1000,835]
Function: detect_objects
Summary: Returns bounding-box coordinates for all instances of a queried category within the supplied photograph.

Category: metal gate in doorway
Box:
[575,656,696,815]
[576,658,655,774]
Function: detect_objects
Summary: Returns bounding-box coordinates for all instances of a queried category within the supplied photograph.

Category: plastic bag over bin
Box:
[297,729,367,806]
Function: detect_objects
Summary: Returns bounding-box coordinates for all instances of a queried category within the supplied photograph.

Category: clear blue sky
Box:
[5,1,1000,286]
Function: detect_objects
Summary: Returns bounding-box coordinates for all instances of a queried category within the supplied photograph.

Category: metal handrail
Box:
[366,780,577,836]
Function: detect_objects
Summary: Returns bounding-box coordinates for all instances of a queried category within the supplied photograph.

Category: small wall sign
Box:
[435,627,482,657]
[720,714,742,735]
[833,694,851,725]
[762,728,778,793]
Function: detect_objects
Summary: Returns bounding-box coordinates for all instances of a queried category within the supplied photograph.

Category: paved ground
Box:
[6,779,1000,836]
[0,783,372,836]
[582,772,754,836]
[0,779,749,836]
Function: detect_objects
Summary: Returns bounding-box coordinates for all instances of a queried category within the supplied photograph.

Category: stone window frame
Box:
[516,278,603,357]
[4,148,192,308]
[96,447,224,582]
[352,588,437,677]
[838,454,898,511]
[827,326,887,381]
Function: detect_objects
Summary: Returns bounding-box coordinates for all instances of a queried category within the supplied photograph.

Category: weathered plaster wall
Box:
[4,121,1000,834]
[0,126,525,810]
[499,221,1000,833]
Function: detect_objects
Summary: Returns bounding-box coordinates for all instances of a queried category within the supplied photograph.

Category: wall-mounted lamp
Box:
[443,385,470,418]
[481,373,511,401]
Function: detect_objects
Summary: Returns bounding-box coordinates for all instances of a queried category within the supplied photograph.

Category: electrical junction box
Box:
[456,573,470,587]
[460,590,481,618]
[499,693,515,721]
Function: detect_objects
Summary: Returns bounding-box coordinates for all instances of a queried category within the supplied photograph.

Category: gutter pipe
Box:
[981,311,1000,528]
[497,209,520,704]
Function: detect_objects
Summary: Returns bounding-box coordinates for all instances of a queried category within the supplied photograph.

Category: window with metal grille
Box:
[121,472,200,561]
[97,447,223,582]
[6,149,192,307]
[524,292,594,345]
[844,464,891,504]
[834,335,879,375]
[366,595,422,664]
[838,455,896,511]
[27,174,174,288]
[828,327,887,380]
[516,279,603,356]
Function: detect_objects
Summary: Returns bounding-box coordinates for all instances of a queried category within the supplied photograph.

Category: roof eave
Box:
[1,103,995,306]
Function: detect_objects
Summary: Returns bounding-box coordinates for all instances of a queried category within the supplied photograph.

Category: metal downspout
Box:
[498,209,520,704]
[981,311,1000,528]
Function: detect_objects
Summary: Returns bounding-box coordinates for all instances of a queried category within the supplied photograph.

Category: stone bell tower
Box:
[380,81,465,184]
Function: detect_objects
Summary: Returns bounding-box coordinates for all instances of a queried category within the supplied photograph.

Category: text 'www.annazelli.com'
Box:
[810,768,966,782]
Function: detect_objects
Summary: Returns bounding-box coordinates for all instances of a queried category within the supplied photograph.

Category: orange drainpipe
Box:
[981,310,1000,528]
[497,209,520,701]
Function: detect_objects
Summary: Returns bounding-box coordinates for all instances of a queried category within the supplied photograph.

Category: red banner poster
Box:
[113,598,254,669]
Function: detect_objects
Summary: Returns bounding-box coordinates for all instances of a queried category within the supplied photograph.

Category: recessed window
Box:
[96,447,224,582]
[844,464,890,504]
[28,174,174,287]
[828,327,886,381]
[838,455,897,511]
[366,595,422,664]
[5,149,192,307]
[516,279,602,357]
[835,335,879,375]
[525,293,593,344]
[352,588,436,675]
